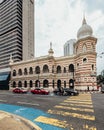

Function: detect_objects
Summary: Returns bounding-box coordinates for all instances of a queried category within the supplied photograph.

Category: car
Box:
[101,84,104,93]
[53,88,79,96]
[31,88,49,95]
[12,88,28,93]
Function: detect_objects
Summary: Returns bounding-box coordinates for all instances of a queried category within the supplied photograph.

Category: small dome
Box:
[77,17,93,39]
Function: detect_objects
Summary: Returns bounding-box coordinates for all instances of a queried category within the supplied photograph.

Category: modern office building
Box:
[10,17,97,91]
[0,0,34,89]
[0,0,34,69]
[64,39,76,56]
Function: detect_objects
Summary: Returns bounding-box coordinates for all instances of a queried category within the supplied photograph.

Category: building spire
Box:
[82,12,86,25]
[48,42,54,56]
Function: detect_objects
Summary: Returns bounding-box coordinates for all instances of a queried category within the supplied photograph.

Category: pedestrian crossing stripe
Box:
[83,124,97,130]
[54,105,94,112]
[66,99,92,102]
[48,109,95,121]
[60,102,93,108]
[64,100,92,105]
[35,116,69,128]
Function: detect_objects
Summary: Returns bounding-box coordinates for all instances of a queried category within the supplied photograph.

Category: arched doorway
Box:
[30,80,33,88]
[57,80,61,90]
[18,81,22,87]
[69,79,74,89]
[43,80,49,88]
[35,80,40,87]
[24,81,27,88]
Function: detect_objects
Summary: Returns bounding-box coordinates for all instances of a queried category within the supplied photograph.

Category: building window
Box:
[18,69,22,76]
[24,81,27,87]
[13,81,16,87]
[57,66,61,73]
[35,66,40,74]
[18,81,22,87]
[30,80,33,87]
[69,64,74,72]
[13,70,16,76]
[24,68,28,75]
[92,64,94,71]
[63,67,66,73]
[43,65,49,73]
[83,58,87,63]
[43,80,49,87]
[83,44,87,52]
[29,67,33,74]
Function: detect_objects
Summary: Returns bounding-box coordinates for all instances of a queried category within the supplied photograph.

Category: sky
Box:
[35,0,104,75]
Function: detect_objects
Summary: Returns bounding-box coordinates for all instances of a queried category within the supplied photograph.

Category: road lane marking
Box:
[48,109,95,121]
[83,124,97,130]
[55,105,94,112]
[67,99,92,102]
[35,116,69,128]
[17,102,40,106]
[0,100,7,102]
[60,102,93,108]
[64,100,92,104]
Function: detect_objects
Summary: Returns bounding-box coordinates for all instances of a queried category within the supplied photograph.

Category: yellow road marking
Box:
[60,102,93,108]
[64,100,92,104]
[83,124,97,130]
[67,99,92,102]
[48,109,95,121]
[55,105,94,112]
[35,116,69,128]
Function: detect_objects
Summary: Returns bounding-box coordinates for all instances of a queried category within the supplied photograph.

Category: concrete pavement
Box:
[0,111,41,130]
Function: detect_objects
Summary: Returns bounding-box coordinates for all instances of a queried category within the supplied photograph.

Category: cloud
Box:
[35,0,104,74]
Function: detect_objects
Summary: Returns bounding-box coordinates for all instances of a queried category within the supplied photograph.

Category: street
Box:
[0,91,104,130]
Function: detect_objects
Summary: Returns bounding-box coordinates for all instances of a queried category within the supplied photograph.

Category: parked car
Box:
[13,88,28,93]
[53,88,79,96]
[31,88,49,95]
[101,84,104,93]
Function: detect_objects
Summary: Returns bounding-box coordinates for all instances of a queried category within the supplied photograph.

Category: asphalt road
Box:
[0,91,104,130]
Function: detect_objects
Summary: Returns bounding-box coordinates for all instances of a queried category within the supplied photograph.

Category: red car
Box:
[31,88,49,95]
[13,88,28,93]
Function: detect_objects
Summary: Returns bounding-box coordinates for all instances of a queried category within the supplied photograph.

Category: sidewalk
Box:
[0,111,41,130]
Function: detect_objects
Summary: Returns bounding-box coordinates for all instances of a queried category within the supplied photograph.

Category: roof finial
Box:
[82,11,86,25]
[50,42,52,49]
[48,42,54,56]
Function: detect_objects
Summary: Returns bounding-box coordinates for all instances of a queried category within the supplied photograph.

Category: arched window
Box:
[43,80,49,87]
[92,64,94,71]
[29,67,33,74]
[18,69,22,76]
[57,80,61,89]
[63,67,66,73]
[24,68,28,75]
[57,65,61,73]
[83,44,87,52]
[13,81,16,88]
[30,80,33,88]
[43,65,49,73]
[52,80,55,88]
[24,81,27,87]
[35,66,40,74]
[69,64,74,72]
[69,79,74,89]
[18,81,22,87]
[13,70,16,76]
[83,58,87,63]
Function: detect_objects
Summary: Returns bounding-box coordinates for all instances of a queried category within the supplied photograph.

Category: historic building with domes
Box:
[9,17,97,91]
